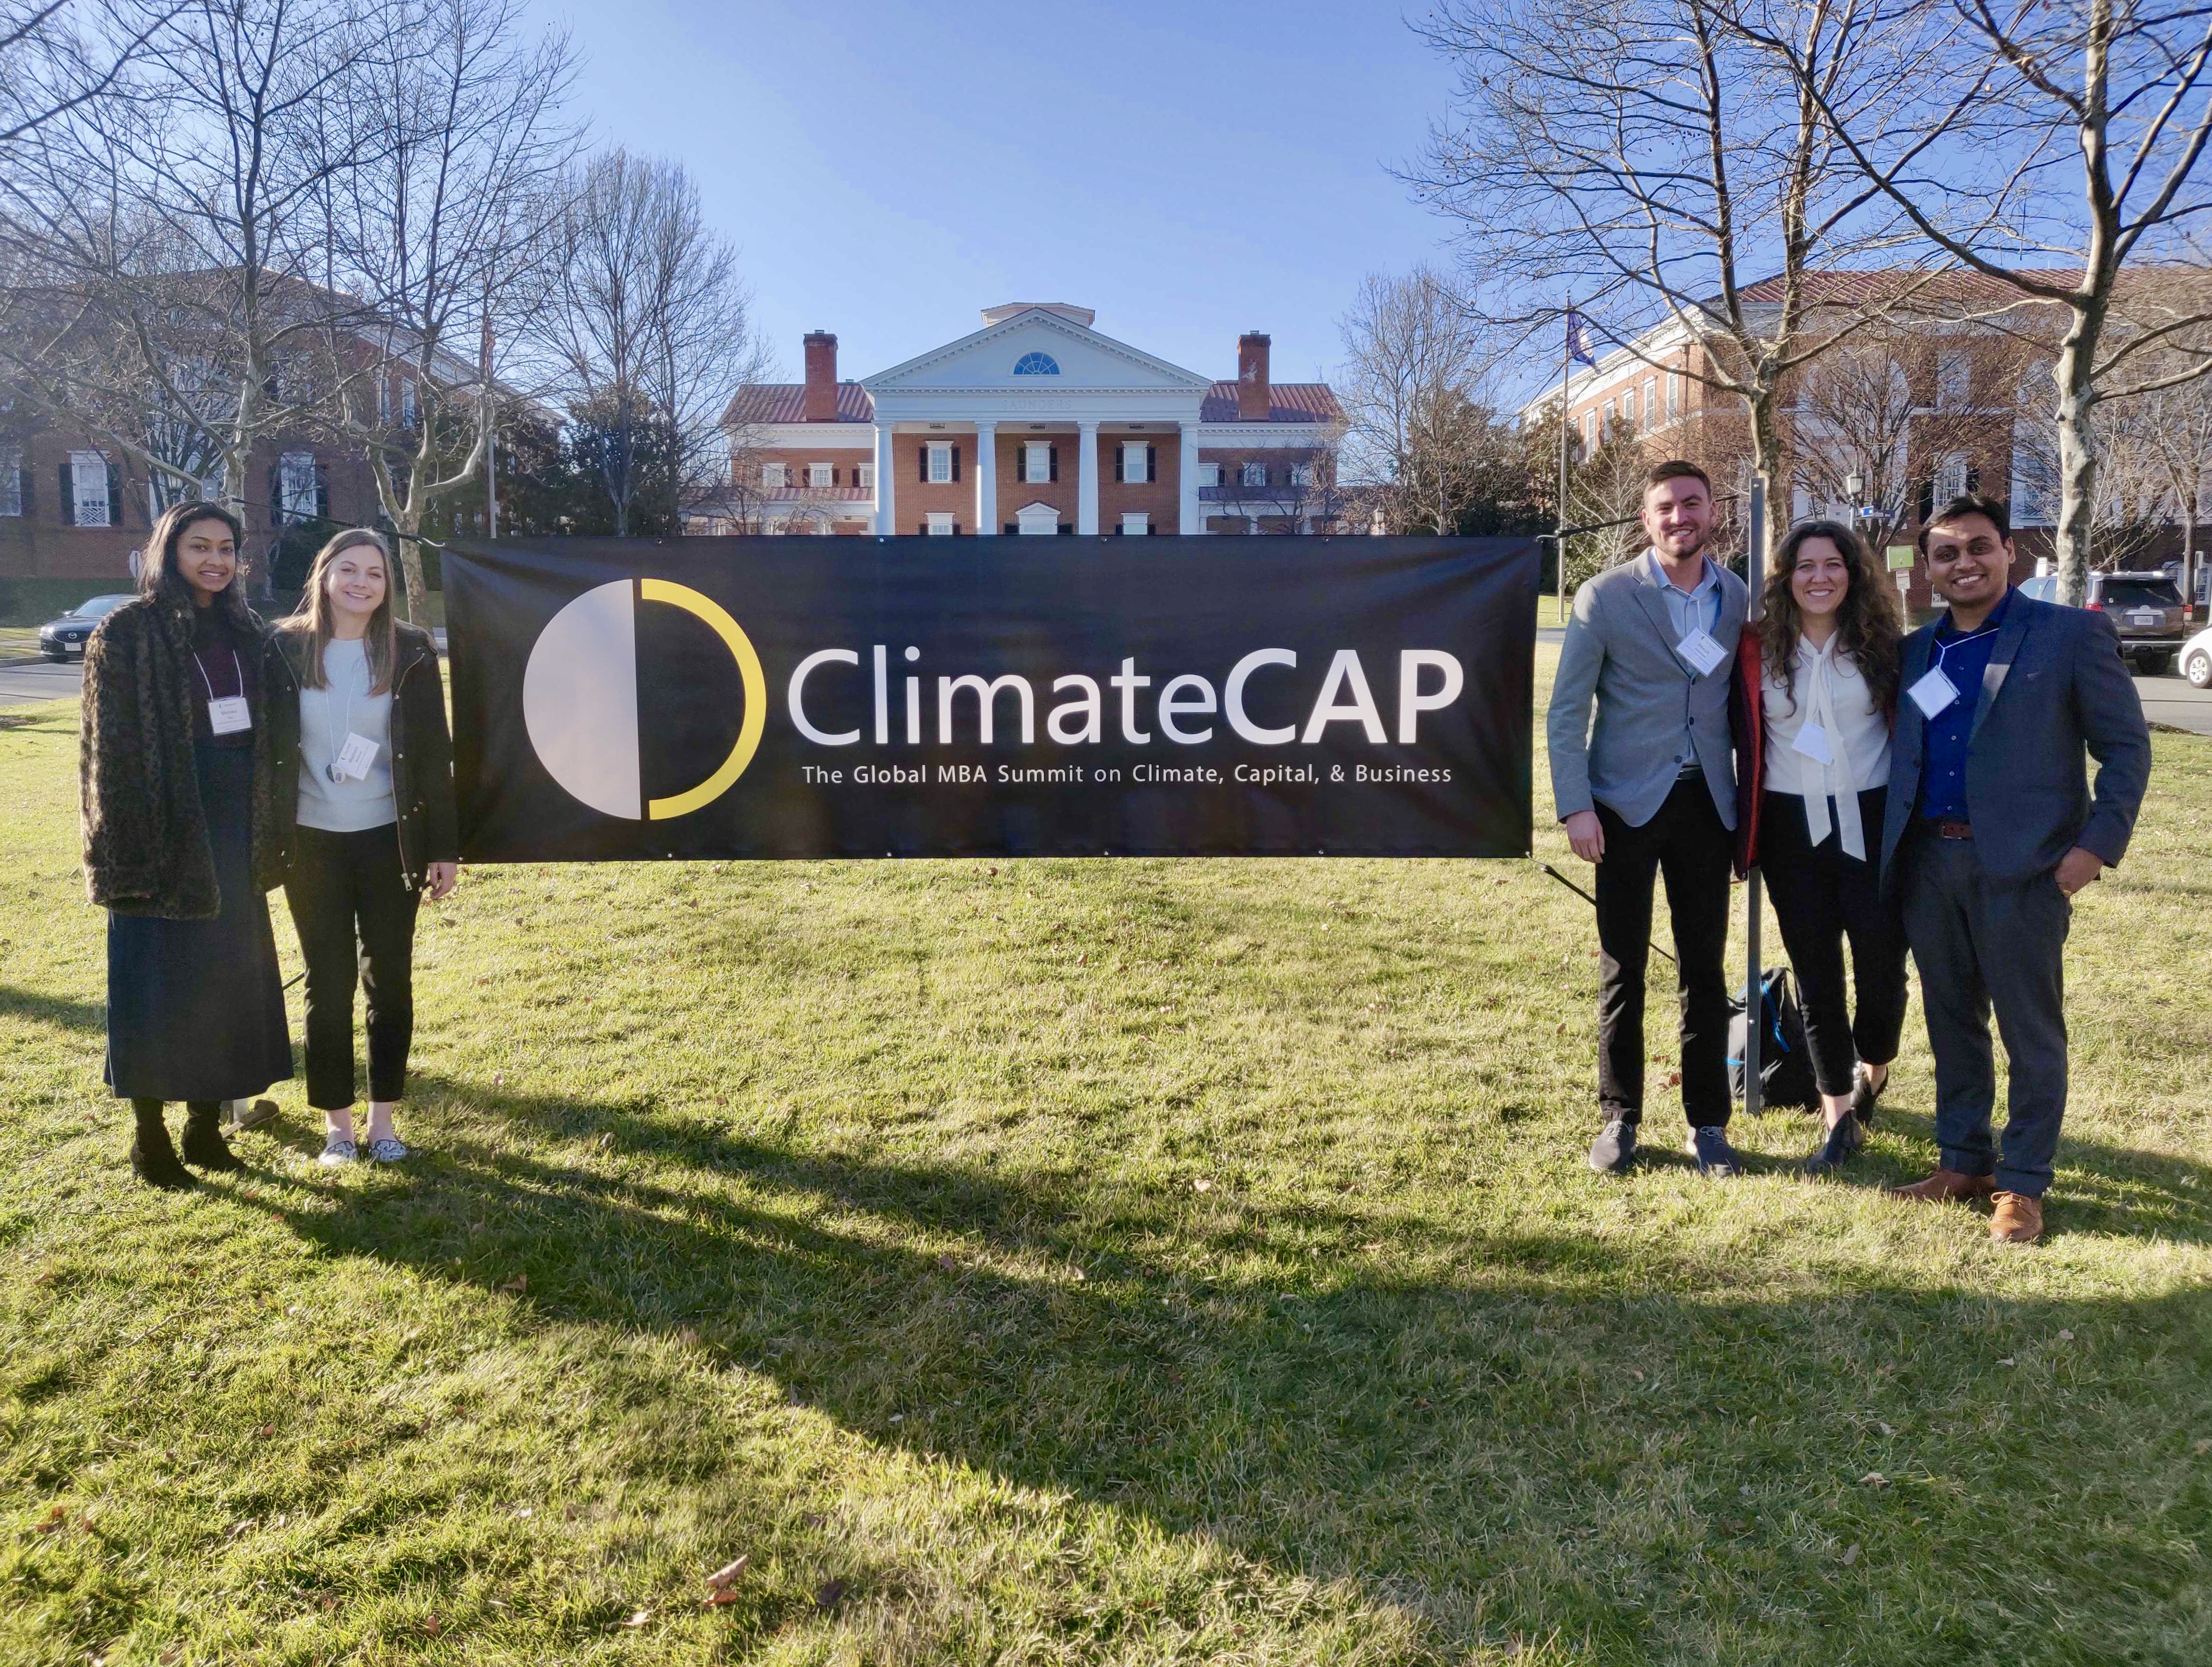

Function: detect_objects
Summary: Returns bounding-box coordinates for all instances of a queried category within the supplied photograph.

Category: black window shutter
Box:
[107,459,122,525]
[953,521,962,535]
[1004,522,1017,535]
[1058,521,1072,535]
[952,444,961,482]
[918,446,928,485]
[1113,448,1123,484]
[59,463,73,526]
[268,465,281,524]
[315,460,330,521]
[1049,445,1058,483]
[1147,443,1157,482]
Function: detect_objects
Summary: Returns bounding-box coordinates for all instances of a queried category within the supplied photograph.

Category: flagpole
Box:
[481,301,498,541]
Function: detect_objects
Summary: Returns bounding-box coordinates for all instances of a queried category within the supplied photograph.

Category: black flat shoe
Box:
[179,1121,246,1173]
[1803,1114,1865,1177]
[1849,1067,1886,1127]
[131,1134,197,1191]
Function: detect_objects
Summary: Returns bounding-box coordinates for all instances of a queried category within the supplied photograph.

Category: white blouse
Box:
[1761,632,1890,859]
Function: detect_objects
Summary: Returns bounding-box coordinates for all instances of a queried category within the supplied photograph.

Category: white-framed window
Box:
[1121,511,1150,535]
[1584,411,1598,449]
[761,462,786,490]
[1645,377,1658,426]
[1936,452,1971,502]
[1016,502,1059,536]
[377,373,392,426]
[926,511,956,535]
[1937,348,1971,410]
[70,450,111,527]
[1197,461,1222,487]
[1668,373,1682,417]
[0,444,20,516]
[808,462,833,488]
[1120,441,1150,484]
[927,442,953,483]
[2009,421,2058,527]
[856,463,874,492]
[399,379,417,426]
[1023,441,1051,484]
[1288,462,1314,487]
[1602,398,1616,436]
[277,450,318,524]
[1240,461,1268,487]
[1623,389,1637,427]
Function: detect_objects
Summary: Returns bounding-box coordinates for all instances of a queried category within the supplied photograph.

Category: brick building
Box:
[1521,272,2083,607]
[706,303,1344,537]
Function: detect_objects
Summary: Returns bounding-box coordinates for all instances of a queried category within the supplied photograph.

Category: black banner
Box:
[445,535,1535,861]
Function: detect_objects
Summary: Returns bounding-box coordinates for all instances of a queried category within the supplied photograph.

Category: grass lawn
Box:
[3,649,2209,1665]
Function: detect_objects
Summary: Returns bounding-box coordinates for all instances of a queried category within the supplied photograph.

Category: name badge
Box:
[1675,628,1727,677]
[1790,721,1834,765]
[332,732,379,782]
[1907,666,1960,720]
[206,695,251,735]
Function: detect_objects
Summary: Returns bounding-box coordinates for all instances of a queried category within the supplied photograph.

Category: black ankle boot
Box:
[1802,1114,1866,1178]
[131,1123,197,1190]
[179,1107,246,1173]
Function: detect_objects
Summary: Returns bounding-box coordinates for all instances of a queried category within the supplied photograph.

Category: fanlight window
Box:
[1012,352,1061,375]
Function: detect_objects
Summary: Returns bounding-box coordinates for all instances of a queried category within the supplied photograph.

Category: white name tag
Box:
[1675,628,1727,677]
[1790,721,1834,765]
[206,695,251,735]
[333,731,378,782]
[1907,666,1960,720]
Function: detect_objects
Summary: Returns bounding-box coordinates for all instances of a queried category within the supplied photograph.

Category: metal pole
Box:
[1557,304,1572,623]
[1743,479,1765,1119]
[482,304,498,540]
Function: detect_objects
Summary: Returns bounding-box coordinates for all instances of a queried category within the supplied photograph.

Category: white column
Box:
[974,420,997,535]
[1077,419,1100,535]
[874,423,896,535]
[1179,420,1200,534]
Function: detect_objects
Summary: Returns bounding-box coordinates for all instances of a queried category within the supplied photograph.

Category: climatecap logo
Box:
[524,580,1467,820]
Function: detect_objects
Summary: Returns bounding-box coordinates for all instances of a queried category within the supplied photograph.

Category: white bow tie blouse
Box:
[1760,632,1891,861]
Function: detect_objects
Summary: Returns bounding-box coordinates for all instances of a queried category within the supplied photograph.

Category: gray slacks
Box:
[1900,830,2072,1197]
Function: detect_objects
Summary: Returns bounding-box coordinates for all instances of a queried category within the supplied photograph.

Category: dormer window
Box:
[1198,462,1223,487]
[807,463,832,488]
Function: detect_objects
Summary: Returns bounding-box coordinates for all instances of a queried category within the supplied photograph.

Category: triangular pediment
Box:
[865,308,1212,392]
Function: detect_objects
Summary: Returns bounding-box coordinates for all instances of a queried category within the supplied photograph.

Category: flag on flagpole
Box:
[1565,309,1596,368]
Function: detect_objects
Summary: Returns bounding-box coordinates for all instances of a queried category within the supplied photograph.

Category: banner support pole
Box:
[1744,480,1765,1121]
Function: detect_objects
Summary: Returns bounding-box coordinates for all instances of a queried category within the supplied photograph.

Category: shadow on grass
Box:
[211,1072,2212,1661]
[0,982,103,1035]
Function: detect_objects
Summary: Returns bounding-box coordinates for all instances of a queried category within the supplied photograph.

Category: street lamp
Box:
[1846,469,1865,501]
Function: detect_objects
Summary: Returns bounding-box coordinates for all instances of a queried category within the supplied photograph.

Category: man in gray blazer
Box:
[1879,494,2151,1243]
[1548,460,1750,1176]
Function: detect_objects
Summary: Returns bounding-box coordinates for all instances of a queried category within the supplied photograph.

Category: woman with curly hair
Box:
[1733,520,1908,1176]
[80,501,296,1189]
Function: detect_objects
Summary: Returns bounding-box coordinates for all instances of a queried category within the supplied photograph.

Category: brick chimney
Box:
[802,331,838,422]
[1237,332,1272,421]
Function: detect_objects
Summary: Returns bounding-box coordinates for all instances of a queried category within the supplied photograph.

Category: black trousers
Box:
[1900,828,2072,1198]
[1594,775,1735,1128]
[283,823,420,1112]
[1759,788,1910,1096]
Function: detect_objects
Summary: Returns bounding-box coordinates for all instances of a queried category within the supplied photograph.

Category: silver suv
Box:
[2017,570,2187,674]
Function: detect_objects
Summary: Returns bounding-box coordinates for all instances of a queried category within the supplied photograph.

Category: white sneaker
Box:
[318,1137,358,1166]
[366,1136,409,1164]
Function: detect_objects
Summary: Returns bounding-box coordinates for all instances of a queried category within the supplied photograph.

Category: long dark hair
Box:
[281,528,397,693]
[138,500,252,628]
[1758,519,1901,714]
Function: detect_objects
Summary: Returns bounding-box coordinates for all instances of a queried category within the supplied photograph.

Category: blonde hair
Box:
[284,528,397,692]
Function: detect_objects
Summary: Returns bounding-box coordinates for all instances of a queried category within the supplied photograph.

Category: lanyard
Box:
[192,649,243,703]
[1930,620,2000,677]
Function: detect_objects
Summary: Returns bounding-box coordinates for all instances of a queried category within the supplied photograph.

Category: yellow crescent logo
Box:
[522,579,767,821]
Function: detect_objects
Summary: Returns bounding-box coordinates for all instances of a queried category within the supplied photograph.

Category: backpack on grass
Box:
[1727,966,1818,1111]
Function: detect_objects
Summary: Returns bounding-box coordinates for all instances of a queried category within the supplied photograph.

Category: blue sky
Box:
[518,0,1461,387]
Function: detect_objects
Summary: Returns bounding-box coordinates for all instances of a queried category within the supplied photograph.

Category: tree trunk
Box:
[2052,312,2101,609]
[1746,384,1788,583]
[395,513,429,625]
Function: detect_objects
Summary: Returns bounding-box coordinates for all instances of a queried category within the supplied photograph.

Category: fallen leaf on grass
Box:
[1877,1422,1894,1437]
[704,1588,742,1608]
[1629,1369,1646,1382]
[160,1650,182,1665]
[256,1424,275,1439]
[1191,1178,1212,1193]
[705,1555,749,1588]
[1075,952,1087,967]
[2056,1329,2074,1342]
[618,1610,652,1629]
[814,1579,848,1612]
[1842,1542,1862,1566]
[1860,1472,1889,1488]
[34,1505,66,1533]
[1997,1357,2015,1367]
[498,1274,527,1294]
[423,1615,440,1637]
[510,1506,532,1519]
[936,1254,958,1272]
[2195,1438,2212,1456]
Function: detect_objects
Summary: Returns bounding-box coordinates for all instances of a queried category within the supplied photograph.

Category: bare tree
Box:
[0,0,388,532]
[307,0,578,615]
[0,1,174,152]
[1410,0,1925,566]
[1763,0,2212,603]
[529,150,768,537]
[1337,268,1505,533]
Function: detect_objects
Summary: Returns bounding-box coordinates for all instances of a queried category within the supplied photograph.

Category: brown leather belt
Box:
[1932,818,1973,841]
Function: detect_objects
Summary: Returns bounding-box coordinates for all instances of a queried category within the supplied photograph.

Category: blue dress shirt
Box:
[1647,549,1723,770]
[1916,587,2013,822]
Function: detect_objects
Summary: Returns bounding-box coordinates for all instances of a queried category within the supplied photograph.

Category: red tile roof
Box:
[1730,268,2085,307]
[723,381,876,426]
[1199,382,1342,424]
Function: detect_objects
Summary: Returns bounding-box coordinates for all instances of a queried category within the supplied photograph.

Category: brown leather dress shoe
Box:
[1888,1168,1998,1204]
[1990,1192,2045,1243]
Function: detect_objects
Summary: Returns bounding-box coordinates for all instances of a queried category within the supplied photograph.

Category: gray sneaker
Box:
[1589,1118,1638,1174]
[1686,1125,1741,1177]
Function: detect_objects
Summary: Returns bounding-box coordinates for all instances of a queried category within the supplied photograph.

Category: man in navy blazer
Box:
[1879,494,2151,1242]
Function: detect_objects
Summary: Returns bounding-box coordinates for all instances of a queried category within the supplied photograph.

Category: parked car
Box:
[35,594,134,661]
[2183,626,2212,689]
[2016,570,2188,674]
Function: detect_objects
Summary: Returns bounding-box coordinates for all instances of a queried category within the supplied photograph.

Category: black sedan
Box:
[36,594,135,661]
